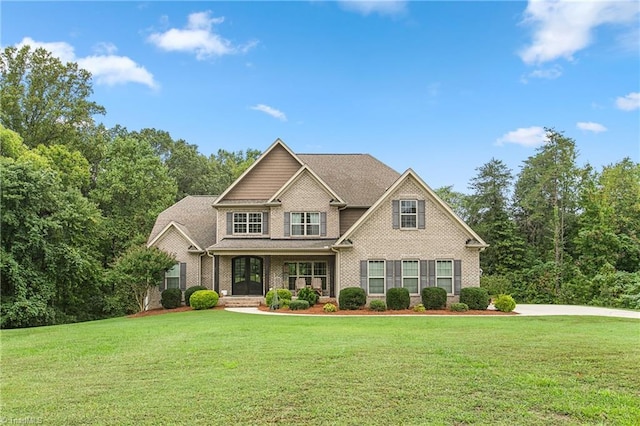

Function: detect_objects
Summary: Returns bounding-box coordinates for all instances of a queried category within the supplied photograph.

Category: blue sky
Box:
[3,1,639,192]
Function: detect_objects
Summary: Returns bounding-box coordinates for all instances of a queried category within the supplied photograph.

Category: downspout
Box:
[330,246,341,300]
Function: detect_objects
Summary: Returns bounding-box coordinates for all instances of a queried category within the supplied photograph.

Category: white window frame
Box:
[233,212,262,235]
[402,260,420,295]
[165,264,180,289]
[436,259,454,295]
[291,212,320,236]
[400,200,418,229]
[368,260,385,295]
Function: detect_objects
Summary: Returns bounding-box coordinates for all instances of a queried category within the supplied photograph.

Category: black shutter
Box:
[454,260,462,295]
[392,200,400,229]
[226,212,233,235]
[179,262,187,291]
[262,212,269,235]
[418,200,425,229]
[428,260,436,287]
[284,212,290,237]
[386,260,394,291]
[394,260,402,288]
[158,276,166,292]
[420,260,428,291]
[320,212,327,236]
[360,260,367,291]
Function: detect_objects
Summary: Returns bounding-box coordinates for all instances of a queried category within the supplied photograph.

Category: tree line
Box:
[1,46,259,328]
[1,45,638,328]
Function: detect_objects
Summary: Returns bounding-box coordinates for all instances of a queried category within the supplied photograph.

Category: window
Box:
[165,264,180,289]
[368,261,385,294]
[286,261,328,294]
[436,260,453,294]
[234,212,262,234]
[291,212,320,236]
[402,260,419,294]
[400,200,417,229]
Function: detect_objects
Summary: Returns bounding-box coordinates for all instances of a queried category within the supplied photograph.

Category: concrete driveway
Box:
[513,304,640,319]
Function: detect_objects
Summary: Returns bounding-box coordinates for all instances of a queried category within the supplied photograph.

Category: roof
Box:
[208,238,337,253]
[148,195,218,250]
[298,154,400,207]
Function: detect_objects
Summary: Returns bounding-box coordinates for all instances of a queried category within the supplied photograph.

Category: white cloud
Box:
[615,92,640,111]
[148,10,257,60]
[338,1,407,16]
[576,121,607,133]
[16,37,157,89]
[496,126,546,147]
[520,64,563,83]
[519,0,639,65]
[250,104,287,121]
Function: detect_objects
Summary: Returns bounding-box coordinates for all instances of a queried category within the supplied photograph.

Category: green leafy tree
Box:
[1,128,104,328]
[211,148,261,194]
[434,185,470,221]
[466,158,526,275]
[90,136,178,263]
[0,45,105,148]
[513,129,580,295]
[109,246,176,313]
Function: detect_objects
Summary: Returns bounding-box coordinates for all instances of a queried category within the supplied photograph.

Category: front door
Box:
[232,256,263,295]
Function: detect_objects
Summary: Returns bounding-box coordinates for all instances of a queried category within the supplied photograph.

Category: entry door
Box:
[232,256,263,295]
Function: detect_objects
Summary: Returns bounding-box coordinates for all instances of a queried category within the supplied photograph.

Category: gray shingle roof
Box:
[298,154,400,207]
[148,195,218,249]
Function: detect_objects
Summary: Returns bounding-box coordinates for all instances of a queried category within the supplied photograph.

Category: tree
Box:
[0,45,105,148]
[434,185,469,221]
[211,148,261,194]
[90,136,177,263]
[1,128,104,328]
[513,129,580,294]
[109,245,176,313]
[575,159,640,275]
[466,158,525,275]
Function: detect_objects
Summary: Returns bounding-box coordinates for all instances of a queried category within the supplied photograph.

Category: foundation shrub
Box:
[421,287,447,310]
[160,288,182,309]
[339,287,366,310]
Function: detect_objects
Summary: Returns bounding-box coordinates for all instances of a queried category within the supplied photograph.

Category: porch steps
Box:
[220,297,263,308]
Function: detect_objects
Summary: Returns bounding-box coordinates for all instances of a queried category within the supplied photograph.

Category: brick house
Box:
[146,139,487,308]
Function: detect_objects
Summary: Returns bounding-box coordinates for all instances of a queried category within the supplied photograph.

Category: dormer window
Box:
[234,212,262,234]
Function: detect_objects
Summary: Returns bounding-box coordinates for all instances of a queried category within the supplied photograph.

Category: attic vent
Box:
[188,245,198,250]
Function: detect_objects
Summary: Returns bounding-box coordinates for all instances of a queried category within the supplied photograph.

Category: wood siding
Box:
[340,208,368,235]
[224,144,301,200]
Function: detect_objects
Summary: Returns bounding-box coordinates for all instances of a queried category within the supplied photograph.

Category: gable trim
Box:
[147,221,203,252]
[212,139,303,206]
[334,169,488,247]
[267,165,346,205]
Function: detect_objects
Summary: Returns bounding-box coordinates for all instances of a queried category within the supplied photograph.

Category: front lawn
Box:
[2,311,639,425]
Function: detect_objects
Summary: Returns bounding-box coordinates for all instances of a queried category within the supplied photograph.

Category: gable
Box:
[336,170,487,247]
[223,143,301,201]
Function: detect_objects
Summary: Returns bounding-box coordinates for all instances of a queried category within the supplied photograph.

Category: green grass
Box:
[2,311,639,425]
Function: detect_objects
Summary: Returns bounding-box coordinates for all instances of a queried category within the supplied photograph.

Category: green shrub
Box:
[413,303,426,312]
[421,287,447,309]
[450,302,469,312]
[289,300,310,310]
[494,294,516,312]
[184,286,207,306]
[190,290,219,310]
[323,303,337,313]
[386,287,410,310]
[480,275,513,297]
[160,288,182,309]
[339,287,366,310]
[369,299,386,311]
[460,287,490,310]
[265,288,293,307]
[296,287,318,306]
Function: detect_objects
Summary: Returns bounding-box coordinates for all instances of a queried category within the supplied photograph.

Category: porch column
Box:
[214,255,220,294]
[264,255,271,295]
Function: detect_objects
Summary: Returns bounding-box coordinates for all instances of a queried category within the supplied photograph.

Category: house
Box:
[146,139,487,309]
